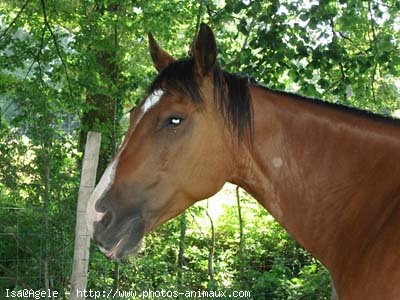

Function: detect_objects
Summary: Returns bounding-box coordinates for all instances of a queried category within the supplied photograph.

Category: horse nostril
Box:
[100,211,113,228]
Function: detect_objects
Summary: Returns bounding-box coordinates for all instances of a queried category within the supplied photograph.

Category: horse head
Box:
[87,24,251,260]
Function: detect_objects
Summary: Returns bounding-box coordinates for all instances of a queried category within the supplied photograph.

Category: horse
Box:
[87,23,400,299]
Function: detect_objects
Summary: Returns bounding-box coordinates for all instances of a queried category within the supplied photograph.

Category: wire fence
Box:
[0,205,72,296]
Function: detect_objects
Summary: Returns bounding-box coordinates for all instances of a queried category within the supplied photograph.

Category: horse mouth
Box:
[94,216,146,261]
[99,235,144,261]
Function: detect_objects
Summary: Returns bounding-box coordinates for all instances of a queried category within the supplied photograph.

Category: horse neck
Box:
[230,85,400,281]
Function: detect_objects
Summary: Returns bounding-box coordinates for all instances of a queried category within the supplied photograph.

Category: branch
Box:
[23,24,46,82]
[206,5,242,21]
[339,62,348,102]
[0,0,31,41]
[339,62,346,81]
[188,0,204,56]
[321,78,342,97]
[371,63,377,102]
[205,200,215,283]
[234,17,256,66]
[368,0,378,47]
[40,0,74,102]
[187,210,206,237]
[329,19,349,102]
[236,186,244,278]
[195,0,204,33]
[368,0,377,102]
[329,18,369,57]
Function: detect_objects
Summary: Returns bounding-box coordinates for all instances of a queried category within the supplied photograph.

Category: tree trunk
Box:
[79,2,122,175]
[43,152,51,297]
[236,186,245,280]
[112,262,119,291]
[205,206,215,289]
[177,212,186,292]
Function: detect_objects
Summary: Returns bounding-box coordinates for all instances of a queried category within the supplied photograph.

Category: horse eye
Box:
[168,117,183,127]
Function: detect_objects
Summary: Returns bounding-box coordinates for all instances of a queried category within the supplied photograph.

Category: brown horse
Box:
[87,24,400,299]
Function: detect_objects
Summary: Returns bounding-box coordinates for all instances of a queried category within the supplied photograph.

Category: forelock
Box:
[147,57,253,142]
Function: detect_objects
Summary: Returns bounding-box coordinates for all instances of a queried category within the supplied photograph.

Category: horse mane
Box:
[259,85,400,126]
[147,57,400,141]
[148,58,253,141]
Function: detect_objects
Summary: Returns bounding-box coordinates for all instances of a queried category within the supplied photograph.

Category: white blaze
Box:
[132,89,165,130]
[142,89,164,113]
[87,90,164,237]
[87,158,119,237]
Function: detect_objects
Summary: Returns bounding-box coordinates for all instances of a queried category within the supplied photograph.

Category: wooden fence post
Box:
[70,132,101,300]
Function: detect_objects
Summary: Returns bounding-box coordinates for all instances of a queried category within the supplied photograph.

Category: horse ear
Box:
[192,23,217,76]
[148,33,175,72]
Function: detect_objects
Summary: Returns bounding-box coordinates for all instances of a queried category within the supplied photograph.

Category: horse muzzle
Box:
[90,212,145,260]
[87,193,144,260]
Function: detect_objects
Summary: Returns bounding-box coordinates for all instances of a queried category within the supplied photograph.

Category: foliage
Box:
[0,0,399,299]
[0,128,79,296]
[217,0,399,112]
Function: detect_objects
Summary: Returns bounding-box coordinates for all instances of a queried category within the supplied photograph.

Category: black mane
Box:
[148,58,253,141]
